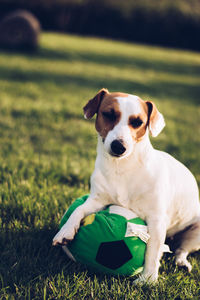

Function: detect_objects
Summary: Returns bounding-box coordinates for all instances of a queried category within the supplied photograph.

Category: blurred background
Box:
[0,0,200,51]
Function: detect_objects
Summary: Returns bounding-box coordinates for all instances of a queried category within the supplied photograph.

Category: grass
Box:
[0,32,200,299]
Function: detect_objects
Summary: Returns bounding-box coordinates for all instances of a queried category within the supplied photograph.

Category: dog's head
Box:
[83,89,165,158]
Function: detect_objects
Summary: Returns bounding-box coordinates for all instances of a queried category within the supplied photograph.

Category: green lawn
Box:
[0,32,200,299]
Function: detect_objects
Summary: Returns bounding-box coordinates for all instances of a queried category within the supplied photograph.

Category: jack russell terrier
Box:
[53,89,200,283]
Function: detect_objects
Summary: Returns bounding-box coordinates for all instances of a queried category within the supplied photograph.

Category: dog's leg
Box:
[134,218,166,284]
[53,197,106,246]
[175,219,200,272]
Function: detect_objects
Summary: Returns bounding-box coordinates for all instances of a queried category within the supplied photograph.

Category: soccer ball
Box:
[59,195,149,276]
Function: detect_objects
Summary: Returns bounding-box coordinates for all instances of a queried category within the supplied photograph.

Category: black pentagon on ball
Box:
[96,240,133,270]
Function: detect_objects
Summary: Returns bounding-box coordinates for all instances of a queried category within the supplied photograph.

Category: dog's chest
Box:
[103,162,151,213]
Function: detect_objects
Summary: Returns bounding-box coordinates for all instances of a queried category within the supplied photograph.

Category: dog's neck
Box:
[96,134,154,171]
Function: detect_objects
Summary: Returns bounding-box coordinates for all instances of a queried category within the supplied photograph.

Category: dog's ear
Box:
[83,88,109,119]
[146,101,165,137]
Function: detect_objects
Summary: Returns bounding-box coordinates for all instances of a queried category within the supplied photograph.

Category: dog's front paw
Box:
[52,226,77,246]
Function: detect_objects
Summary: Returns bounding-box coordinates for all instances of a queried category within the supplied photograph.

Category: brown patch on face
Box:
[95,94,122,140]
[107,92,129,99]
[128,99,149,142]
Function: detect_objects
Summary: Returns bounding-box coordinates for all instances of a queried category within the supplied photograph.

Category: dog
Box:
[53,88,200,283]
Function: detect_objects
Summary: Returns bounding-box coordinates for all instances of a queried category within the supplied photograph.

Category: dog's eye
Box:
[130,117,143,128]
[102,110,116,121]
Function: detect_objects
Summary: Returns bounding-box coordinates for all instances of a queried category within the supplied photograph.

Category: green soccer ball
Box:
[59,195,149,276]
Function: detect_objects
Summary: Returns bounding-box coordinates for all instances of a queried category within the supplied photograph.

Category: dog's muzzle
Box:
[110,139,126,157]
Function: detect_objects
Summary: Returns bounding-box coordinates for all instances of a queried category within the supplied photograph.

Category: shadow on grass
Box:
[40,47,200,77]
[0,65,200,104]
[1,225,134,294]
[0,227,78,291]
[1,46,200,77]
[0,225,162,294]
[10,107,83,121]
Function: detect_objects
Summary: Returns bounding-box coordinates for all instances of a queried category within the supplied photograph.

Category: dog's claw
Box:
[52,240,59,246]
[52,239,63,246]
[52,238,71,246]
[62,238,70,245]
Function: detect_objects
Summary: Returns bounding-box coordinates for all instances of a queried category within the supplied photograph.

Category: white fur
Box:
[104,95,141,158]
[53,94,200,283]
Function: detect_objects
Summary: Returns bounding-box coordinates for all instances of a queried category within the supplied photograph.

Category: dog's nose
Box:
[110,139,126,156]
